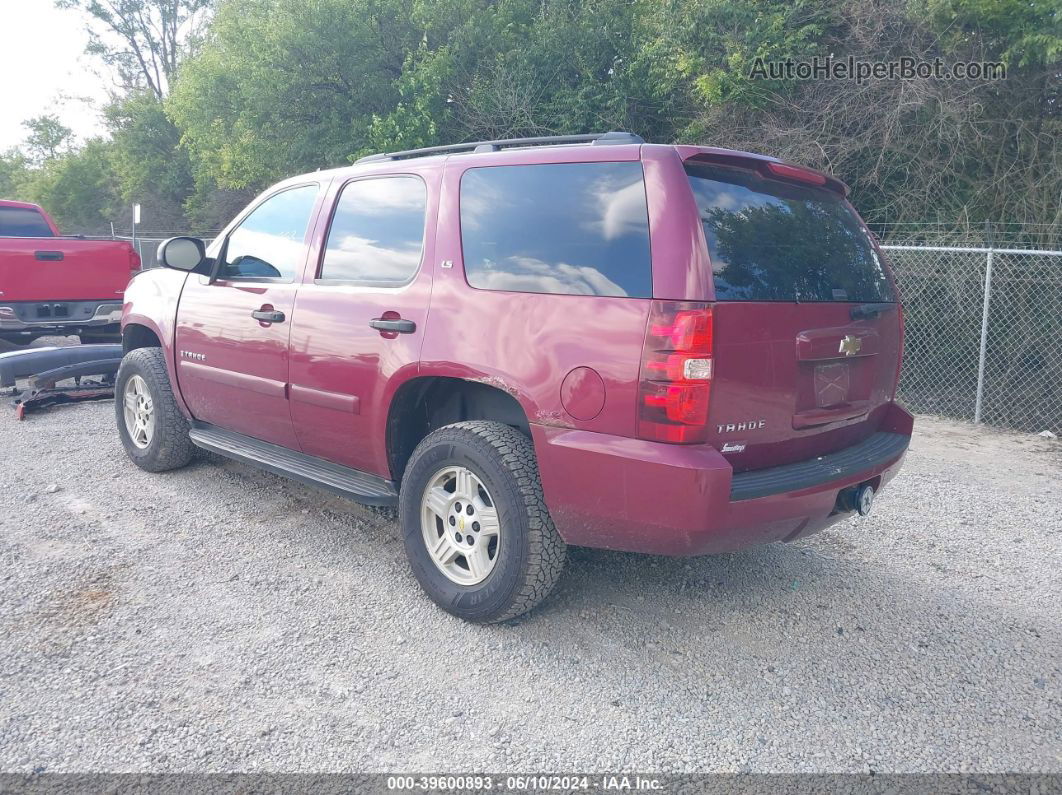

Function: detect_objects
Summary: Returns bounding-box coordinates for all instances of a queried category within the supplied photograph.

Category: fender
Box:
[121,267,193,418]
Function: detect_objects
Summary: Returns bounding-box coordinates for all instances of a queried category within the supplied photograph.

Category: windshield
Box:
[686,163,894,302]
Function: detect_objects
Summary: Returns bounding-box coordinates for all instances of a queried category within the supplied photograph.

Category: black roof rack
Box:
[356,131,645,163]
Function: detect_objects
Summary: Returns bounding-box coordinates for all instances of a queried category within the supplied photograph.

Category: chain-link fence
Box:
[883,245,1062,433]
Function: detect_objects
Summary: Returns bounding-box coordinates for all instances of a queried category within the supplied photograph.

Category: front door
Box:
[175,183,324,449]
[288,173,435,477]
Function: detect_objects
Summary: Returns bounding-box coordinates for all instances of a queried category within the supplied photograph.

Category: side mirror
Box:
[157,236,206,272]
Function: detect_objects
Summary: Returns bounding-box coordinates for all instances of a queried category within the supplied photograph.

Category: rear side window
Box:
[0,207,54,237]
[686,164,894,302]
[460,162,652,298]
[319,176,426,283]
[221,184,319,281]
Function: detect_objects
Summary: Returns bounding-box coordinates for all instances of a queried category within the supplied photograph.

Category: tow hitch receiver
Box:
[855,483,875,516]
[837,481,876,516]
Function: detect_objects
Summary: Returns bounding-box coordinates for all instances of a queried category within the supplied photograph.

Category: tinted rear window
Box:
[0,207,54,237]
[686,164,893,302]
[460,162,652,298]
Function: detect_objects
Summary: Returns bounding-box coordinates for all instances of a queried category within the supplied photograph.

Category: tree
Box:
[106,91,195,229]
[169,0,421,188]
[57,0,214,98]
[21,115,74,165]
[0,150,31,199]
[18,139,121,233]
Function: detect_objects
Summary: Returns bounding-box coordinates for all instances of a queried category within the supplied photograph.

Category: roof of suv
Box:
[276,131,846,196]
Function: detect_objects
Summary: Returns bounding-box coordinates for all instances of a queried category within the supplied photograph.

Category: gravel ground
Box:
[0,341,1059,773]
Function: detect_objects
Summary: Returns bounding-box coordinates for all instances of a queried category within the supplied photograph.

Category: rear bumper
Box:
[0,301,122,337]
[532,403,913,556]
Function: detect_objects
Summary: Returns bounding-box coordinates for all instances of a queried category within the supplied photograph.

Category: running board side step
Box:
[188,423,398,506]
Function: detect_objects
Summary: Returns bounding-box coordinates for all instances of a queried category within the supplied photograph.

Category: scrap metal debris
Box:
[1,345,122,419]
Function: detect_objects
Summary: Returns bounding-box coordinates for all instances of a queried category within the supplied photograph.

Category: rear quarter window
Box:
[686,163,894,302]
[0,207,54,237]
[460,162,652,298]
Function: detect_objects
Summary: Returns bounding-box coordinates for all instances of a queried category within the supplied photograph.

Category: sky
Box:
[0,1,111,151]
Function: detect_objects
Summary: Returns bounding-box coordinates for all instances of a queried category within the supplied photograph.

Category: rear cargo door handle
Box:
[251,309,285,323]
[850,302,896,320]
[34,250,64,261]
[369,318,416,334]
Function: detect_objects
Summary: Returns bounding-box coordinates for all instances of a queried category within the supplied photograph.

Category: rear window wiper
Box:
[850,302,896,320]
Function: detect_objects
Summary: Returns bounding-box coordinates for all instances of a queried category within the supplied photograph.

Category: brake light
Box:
[129,247,141,272]
[765,161,827,186]
[637,301,713,443]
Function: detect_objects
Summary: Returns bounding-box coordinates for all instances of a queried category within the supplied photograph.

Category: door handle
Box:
[369,317,416,334]
[850,302,896,320]
[34,251,64,261]
[252,309,285,323]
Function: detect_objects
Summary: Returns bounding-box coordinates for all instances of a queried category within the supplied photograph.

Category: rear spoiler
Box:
[682,150,849,197]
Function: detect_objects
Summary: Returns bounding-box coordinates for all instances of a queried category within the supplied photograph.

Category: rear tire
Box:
[399,421,567,623]
[115,347,195,472]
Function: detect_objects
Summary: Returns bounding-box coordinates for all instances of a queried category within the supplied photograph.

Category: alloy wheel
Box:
[122,374,155,449]
[420,465,500,585]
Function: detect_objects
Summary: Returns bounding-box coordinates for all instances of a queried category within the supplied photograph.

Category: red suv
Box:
[116,132,912,622]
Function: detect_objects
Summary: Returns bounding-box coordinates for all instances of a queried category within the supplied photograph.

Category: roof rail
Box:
[356,131,645,163]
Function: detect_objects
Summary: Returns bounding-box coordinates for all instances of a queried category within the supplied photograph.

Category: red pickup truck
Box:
[115,132,912,623]
[0,200,140,345]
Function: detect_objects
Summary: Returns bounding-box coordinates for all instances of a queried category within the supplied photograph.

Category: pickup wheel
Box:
[114,347,195,472]
[399,421,567,623]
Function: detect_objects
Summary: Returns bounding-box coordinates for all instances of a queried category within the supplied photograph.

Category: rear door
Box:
[685,161,901,471]
[175,182,323,449]
[287,171,435,477]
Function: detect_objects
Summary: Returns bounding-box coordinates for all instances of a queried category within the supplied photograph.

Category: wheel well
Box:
[387,377,531,482]
[123,324,161,354]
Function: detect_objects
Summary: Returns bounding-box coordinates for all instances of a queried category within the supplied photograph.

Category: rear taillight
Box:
[637,301,713,444]
[129,248,141,273]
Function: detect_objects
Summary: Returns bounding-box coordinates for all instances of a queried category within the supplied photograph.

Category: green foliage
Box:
[106,92,195,228]
[169,0,420,188]
[632,0,832,118]
[917,0,1062,67]
[21,116,75,166]
[19,140,121,233]
[17,0,1060,235]
[0,149,31,200]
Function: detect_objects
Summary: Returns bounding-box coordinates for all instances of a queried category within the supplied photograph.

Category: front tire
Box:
[115,347,195,472]
[399,421,567,623]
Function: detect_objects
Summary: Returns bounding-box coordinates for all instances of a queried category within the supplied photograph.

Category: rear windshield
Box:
[0,206,54,237]
[686,164,893,302]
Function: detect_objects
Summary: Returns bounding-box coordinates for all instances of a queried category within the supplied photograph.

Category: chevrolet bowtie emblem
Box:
[839,335,862,356]
[459,517,465,530]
